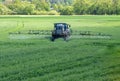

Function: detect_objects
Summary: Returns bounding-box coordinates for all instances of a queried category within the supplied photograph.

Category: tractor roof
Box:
[54,23,69,25]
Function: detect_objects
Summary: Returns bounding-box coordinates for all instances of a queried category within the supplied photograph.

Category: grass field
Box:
[0,15,120,81]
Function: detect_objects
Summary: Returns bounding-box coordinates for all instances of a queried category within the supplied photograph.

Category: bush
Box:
[60,6,73,15]
[7,1,35,15]
[33,11,48,15]
[0,4,11,15]
[48,10,59,15]
[33,10,59,15]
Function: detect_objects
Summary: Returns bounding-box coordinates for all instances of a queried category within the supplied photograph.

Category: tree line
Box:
[0,0,120,15]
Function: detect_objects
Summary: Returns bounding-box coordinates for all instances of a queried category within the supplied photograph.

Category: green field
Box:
[0,15,120,81]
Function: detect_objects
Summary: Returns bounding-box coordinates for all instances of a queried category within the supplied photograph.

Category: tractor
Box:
[51,23,71,41]
[9,22,111,40]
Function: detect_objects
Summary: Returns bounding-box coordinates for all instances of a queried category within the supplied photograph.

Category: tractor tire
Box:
[64,36,69,42]
[51,37,55,41]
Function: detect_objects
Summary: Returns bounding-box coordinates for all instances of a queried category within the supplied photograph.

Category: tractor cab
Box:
[54,23,70,31]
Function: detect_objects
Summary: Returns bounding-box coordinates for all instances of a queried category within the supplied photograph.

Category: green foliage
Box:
[36,11,48,15]
[52,4,58,11]
[32,0,50,11]
[0,3,11,14]
[74,0,92,15]
[7,1,35,15]
[48,10,59,15]
[73,0,120,15]
[23,3,35,15]
[1,0,120,15]
[93,0,114,15]
[60,6,73,15]
[33,10,59,15]
[49,0,73,5]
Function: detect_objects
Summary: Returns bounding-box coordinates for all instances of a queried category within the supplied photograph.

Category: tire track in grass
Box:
[99,63,120,80]
[28,59,104,81]
[25,65,96,81]
[0,44,58,66]
[0,45,105,81]
[1,41,119,81]
[0,46,61,77]
[84,56,120,81]
[98,74,120,81]
[55,64,120,81]
[1,56,101,81]
[48,58,120,81]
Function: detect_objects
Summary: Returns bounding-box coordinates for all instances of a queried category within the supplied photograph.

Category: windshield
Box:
[55,24,64,30]
[54,23,69,31]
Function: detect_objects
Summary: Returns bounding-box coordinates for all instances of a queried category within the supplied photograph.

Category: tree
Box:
[1,0,120,15]
[57,4,64,12]
[60,6,73,15]
[73,0,120,15]
[0,3,11,15]
[73,0,91,15]
[23,3,35,15]
[52,4,58,11]
[32,0,50,11]
[113,0,120,14]
[7,1,35,15]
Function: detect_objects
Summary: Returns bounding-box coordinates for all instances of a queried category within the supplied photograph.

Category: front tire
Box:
[63,36,69,42]
[51,37,55,41]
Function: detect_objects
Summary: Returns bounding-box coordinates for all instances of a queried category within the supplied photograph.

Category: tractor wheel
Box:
[64,36,69,42]
[51,37,55,41]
